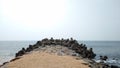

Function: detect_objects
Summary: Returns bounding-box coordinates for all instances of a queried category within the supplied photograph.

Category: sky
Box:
[0,0,120,41]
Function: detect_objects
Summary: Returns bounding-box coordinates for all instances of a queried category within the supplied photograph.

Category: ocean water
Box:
[0,41,36,65]
[81,41,120,66]
[0,41,120,66]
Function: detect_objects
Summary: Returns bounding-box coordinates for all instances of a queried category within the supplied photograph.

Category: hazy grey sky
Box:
[0,0,120,41]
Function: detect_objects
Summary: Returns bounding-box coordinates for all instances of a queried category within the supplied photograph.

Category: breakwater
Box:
[15,38,96,59]
[1,38,119,68]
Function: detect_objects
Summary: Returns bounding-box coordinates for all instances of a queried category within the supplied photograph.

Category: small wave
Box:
[94,59,120,67]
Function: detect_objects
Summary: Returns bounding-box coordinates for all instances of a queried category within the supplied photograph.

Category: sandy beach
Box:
[5,51,89,68]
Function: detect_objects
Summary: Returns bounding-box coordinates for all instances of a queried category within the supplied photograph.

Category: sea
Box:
[0,41,120,67]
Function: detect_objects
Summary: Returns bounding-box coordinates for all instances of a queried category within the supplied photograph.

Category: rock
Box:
[103,56,108,61]
[36,41,42,46]
[50,37,54,42]
[111,65,120,68]
[92,63,110,68]
[10,57,20,62]
[72,53,77,56]
[33,44,39,49]
[87,48,96,59]
[3,62,8,65]
[15,47,26,57]
[99,55,108,61]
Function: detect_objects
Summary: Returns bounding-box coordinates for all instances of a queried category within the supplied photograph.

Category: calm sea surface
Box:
[0,41,120,66]
[0,41,36,64]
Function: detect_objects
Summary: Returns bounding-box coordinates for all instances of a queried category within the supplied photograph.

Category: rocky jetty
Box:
[2,38,119,68]
[7,38,119,68]
[15,37,96,59]
[0,38,95,68]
